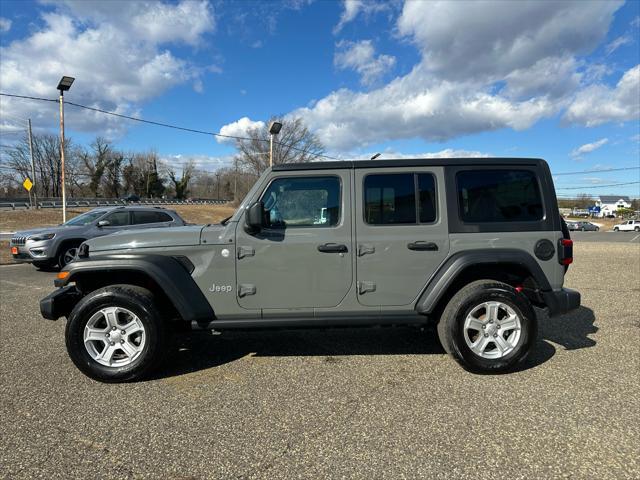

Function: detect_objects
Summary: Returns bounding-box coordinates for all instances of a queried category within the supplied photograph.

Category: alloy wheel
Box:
[463,301,522,359]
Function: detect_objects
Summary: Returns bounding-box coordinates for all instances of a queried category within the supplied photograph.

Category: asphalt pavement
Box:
[0,242,638,479]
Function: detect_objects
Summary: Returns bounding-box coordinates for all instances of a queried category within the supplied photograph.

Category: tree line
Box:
[0,117,325,202]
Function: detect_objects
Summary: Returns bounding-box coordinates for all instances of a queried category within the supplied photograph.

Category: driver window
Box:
[261,176,341,228]
[104,211,130,226]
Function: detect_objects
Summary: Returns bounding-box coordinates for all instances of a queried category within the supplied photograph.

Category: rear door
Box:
[354,167,449,306]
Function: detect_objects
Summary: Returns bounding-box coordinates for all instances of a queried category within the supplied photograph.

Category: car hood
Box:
[14,225,85,237]
[85,225,206,252]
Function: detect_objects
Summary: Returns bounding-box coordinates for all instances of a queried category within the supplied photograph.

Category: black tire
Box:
[437,280,537,373]
[635,227,639,232]
[57,243,81,268]
[65,285,166,382]
[614,227,619,232]
[595,227,599,231]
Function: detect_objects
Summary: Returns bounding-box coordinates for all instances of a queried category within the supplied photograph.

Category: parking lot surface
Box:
[1,242,638,479]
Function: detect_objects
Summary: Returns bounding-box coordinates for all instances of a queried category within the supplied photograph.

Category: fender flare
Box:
[415,249,552,314]
[55,254,214,323]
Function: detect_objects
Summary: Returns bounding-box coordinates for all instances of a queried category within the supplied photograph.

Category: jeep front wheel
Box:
[437,280,537,373]
[65,285,166,382]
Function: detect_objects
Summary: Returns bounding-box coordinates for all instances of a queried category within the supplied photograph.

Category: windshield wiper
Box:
[220,215,232,226]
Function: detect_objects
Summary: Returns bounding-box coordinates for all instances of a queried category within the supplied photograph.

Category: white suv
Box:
[613,220,640,232]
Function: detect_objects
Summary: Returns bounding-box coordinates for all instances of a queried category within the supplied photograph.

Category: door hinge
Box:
[357,281,376,294]
[237,246,255,259]
[357,244,375,257]
[238,284,256,297]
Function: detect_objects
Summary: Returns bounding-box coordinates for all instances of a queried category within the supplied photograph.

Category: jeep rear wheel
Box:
[65,285,166,382]
[437,280,537,373]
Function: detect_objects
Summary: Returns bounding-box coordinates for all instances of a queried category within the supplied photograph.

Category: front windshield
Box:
[64,210,106,226]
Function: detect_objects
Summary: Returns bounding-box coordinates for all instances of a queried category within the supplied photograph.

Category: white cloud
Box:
[293,63,557,149]
[0,1,215,136]
[0,17,11,33]
[397,0,622,81]
[570,138,609,159]
[368,148,491,160]
[564,65,640,127]
[334,40,396,86]
[503,56,581,100]
[605,35,632,55]
[333,0,388,34]
[286,0,622,150]
[160,153,235,171]
[217,117,265,143]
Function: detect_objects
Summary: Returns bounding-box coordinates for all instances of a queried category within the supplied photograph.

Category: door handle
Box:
[317,243,348,253]
[407,241,438,251]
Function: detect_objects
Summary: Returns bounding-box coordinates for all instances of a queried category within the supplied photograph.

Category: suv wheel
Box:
[65,285,166,382]
[57,244,80,268]
[635,226,639,232]
[437,280,537,373]
[614,227,619,232]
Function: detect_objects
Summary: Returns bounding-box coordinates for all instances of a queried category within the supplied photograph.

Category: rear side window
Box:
[457,170,543,223]
[132,211,173,225]
[364,173,437,225]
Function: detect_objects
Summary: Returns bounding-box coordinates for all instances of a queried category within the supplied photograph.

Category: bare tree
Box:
[167,160,195,199]
[5,133,69,198]
[234,117,325,175]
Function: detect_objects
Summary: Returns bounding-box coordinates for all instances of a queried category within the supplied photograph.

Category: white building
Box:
[594,195,632,217]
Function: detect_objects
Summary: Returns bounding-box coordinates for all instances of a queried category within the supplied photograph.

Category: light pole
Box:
[268,121,282,168]
[57,76,74,223]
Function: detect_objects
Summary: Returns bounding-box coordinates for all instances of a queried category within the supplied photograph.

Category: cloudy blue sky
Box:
[0,0,639,196]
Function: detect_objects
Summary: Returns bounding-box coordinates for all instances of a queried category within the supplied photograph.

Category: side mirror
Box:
[245,201,265,233]
[97,220,110,227]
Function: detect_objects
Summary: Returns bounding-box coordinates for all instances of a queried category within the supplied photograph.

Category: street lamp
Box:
[268,121,282,168]
[57,75,74,223]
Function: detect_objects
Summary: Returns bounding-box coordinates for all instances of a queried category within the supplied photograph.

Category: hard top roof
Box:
[272,157,546,171]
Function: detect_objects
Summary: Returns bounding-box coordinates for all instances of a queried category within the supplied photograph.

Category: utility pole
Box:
[28,119,37,208]
[215,172,221,200]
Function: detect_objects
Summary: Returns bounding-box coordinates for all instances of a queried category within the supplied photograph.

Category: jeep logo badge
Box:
[209,284,233,293]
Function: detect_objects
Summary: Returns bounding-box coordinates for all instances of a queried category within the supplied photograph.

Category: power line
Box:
[556,181,640,190]
[0,92,341,161]
[554,166,640,176]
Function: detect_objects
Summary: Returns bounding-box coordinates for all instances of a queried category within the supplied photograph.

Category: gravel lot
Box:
[0,242,638,479]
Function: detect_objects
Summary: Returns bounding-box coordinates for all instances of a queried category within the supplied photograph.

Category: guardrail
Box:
[0,199,229,210]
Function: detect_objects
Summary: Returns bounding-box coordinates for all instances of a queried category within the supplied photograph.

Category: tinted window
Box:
[104,211,130,226]
[261,176,340,228]
[365,174,415,224]
[364,173,437,225]
[457,170,543,223]
[132,211,173,224]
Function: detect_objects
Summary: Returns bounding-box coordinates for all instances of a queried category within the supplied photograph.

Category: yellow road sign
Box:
[23,178,33,192]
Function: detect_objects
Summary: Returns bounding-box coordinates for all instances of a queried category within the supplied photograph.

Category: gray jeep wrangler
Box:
[40,158,580,382]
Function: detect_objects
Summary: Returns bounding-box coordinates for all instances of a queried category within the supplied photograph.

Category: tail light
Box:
[558,238,573,265]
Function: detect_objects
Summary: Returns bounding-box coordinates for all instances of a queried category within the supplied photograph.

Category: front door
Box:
[354,167,449,307]
[235,171,353,311]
